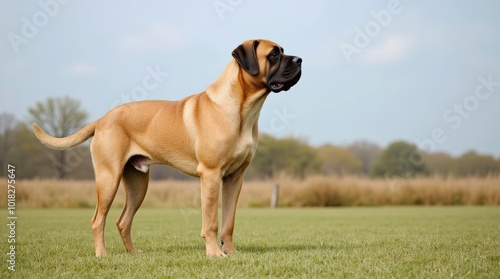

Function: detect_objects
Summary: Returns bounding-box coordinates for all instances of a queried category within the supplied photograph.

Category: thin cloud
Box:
[363,35,416,64]
[69,62,101,76]
[120,23,186,52]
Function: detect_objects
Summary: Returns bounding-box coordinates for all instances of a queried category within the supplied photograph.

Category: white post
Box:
[270,183,279,208]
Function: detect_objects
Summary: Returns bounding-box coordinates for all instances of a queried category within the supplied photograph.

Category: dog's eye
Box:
[270,50,279,57]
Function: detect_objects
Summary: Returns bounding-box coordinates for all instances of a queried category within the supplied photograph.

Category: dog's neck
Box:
[205,60,270,124]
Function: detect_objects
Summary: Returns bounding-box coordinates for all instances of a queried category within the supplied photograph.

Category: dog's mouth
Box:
[268,70,302,93]
[270,82,285,91]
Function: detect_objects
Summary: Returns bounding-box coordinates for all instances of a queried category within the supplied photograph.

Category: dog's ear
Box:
[232,40,260,76]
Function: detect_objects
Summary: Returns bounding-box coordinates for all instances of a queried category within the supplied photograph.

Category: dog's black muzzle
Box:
[268,55,302,93]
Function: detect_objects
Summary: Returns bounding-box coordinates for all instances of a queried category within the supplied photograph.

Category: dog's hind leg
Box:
[90,132,127,257]
[116,161,150,253]
[91,169,121,257]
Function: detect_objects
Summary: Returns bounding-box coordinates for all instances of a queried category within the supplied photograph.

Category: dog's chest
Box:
[226,134,255,174]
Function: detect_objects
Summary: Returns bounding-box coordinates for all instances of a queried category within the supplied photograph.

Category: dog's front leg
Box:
[220,167,246,255]
[199,169,226,257]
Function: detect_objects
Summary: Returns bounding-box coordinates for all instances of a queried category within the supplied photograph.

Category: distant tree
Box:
[426,152,455,176]
[454,151,500,177]
[0,113,18,176]
[347,140,382,175]
[371,140,429,178]
[252,134,322,178]
[7,123,50,179]
[317,144,363,175]
[6,122,94,180]
[28,96,89,179]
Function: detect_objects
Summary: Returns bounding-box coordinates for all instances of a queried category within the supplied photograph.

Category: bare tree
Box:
[347,140,382,176]
[0,113,18,177]
[29,96,89,179]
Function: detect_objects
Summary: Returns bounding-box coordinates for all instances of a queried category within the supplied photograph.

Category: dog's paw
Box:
[95,251,108,257]
[222,248,238,255]
[220,241,238,255]
[206,246,227,257]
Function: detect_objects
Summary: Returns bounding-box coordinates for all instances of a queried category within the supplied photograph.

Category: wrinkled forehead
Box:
[257,40,283,55]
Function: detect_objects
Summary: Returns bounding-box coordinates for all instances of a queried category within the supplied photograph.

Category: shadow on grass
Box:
[122,242,338,256]
[238,243,338,254]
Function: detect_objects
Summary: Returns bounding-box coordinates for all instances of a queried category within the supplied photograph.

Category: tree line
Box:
[1,96,500,180]
[249,135,500,179]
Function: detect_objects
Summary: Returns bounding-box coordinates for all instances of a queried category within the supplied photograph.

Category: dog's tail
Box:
[32,121,97,150]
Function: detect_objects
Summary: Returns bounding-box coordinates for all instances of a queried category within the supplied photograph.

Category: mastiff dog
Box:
[33,39,302,257]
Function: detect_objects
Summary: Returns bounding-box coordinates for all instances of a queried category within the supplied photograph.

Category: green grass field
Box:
[3,207,500,278]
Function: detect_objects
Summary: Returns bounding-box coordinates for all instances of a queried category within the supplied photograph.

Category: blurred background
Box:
[1,0,500,180]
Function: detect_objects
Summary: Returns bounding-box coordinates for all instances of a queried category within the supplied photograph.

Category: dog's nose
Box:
[292,56,302,65]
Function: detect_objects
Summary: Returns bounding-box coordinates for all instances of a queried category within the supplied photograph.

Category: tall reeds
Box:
[2,175,499,208]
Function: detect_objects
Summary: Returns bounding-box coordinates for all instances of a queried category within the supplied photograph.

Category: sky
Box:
[1,0,500,157]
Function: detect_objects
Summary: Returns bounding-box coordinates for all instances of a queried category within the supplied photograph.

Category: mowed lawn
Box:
[5,207,500,278]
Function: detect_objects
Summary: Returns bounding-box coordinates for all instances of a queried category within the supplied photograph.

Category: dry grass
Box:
[2,175,500,208]
[279,175,500,206]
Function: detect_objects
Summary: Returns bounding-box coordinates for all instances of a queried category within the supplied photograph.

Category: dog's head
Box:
[232,39,302,93]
